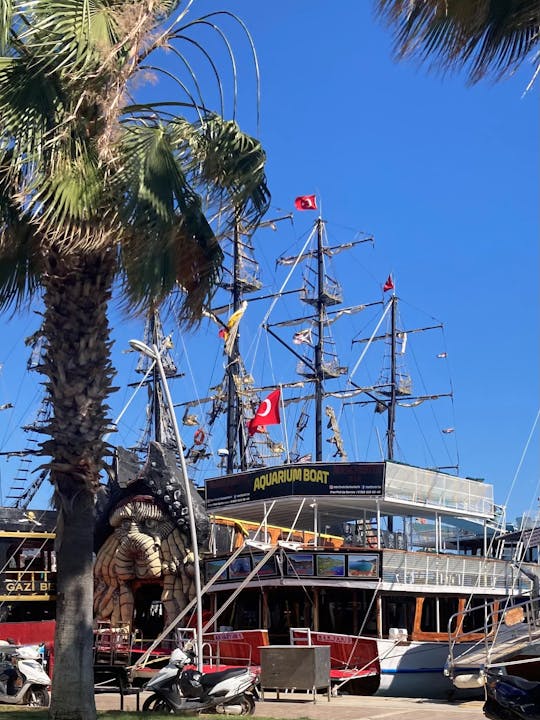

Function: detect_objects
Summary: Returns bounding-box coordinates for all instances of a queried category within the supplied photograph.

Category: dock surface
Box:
[95,689,485,718]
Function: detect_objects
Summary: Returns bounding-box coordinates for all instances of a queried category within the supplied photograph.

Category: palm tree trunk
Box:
[39,251,116,720]
[50,484,96,719]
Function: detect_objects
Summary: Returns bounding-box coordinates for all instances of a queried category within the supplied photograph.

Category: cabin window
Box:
[419,597,459,633]
[461,599,497,634]
[381,596,416,636]
[209,523,237,554]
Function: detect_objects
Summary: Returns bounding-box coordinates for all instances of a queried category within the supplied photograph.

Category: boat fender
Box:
[194,429,205,446]
[453,673,485,689]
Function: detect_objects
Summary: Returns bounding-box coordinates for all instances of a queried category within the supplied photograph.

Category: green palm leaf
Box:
[116,121,223,317]
[188,114,269,229]
[0,0,12,50]
[376,0,540,83]
[19,0,121,79]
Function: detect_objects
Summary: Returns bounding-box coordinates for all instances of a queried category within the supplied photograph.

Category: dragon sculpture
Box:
[93,442,210,630]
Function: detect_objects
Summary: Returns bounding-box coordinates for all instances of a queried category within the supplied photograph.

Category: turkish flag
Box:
[383,274,394,292]
[294,195,317,211]
[248,389,281,436]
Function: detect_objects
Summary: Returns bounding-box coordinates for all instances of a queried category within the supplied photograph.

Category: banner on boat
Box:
[205,462,384,508]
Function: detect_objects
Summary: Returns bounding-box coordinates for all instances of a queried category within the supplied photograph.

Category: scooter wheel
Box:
[24,687,49,707]
[215,694,256,715]
[142,695,175,713]
[239,694,256,715]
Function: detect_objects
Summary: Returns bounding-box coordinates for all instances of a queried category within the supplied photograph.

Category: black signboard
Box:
[0,571,56,598]
[205,462,384,509]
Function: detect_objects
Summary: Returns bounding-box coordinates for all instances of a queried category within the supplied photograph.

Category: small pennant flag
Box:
[294,195,317,211]
[383,274,394,292]
[248,389,281,436]
[293,328,313,345]
[218,301,248,356]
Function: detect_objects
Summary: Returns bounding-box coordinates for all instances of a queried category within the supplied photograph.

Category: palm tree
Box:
[0,1,269,718]
[375,0,540,85]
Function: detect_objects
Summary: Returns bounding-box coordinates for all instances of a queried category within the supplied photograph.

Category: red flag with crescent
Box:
[248,389,281,436]
[294,195,317,211]
[383,274,394,292]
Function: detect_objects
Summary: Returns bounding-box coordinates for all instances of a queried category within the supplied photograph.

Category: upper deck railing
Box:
[385,462,494,517]
[382,549,533,593]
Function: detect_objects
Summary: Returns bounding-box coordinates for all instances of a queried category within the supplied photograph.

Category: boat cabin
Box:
[202,460,535,645]
[0,508,56,625]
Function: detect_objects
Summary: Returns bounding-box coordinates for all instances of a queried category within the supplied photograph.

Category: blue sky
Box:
[0,2,537,524]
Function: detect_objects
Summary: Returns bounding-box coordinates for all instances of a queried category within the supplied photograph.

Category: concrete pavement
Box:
[94,689,486,719]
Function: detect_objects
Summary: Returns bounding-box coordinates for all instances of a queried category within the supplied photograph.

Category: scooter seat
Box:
[200,668,249,689]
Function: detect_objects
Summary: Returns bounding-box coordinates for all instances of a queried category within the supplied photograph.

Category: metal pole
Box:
[315,217,324,461]
[151,343,204,672]
[387,295,396,461]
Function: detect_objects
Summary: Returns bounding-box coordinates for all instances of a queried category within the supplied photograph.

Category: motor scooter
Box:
[0,645,51,707]
[484,670,540,720]
[142,646,258,715]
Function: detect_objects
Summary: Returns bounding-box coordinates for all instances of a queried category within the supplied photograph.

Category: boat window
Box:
[318,588,377,636]
[461,600,496,634]
[381,596,416,635]
[420,597,459,633]
[210,523,237,554]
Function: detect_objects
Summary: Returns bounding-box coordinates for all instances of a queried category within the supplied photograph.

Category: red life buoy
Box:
[194,429,205,446]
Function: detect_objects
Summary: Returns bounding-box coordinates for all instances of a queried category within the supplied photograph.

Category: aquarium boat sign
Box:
[205,462,384,508]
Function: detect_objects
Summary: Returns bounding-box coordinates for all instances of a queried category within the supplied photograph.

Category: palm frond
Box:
[0,0,12,50]
[18,0,121,79]
[376,0,540,83]
[0,201,41,311]
[118,121,196,224]
[0,56,66,177]
[28,141,105,227]
[115,119,222,318]
[187,114,270,229]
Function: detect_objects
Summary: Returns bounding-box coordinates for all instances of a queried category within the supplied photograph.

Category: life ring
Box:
[194,429,205,446]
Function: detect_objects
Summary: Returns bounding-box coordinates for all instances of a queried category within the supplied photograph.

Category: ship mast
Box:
[134,308,181,456]
[387,294,397,461]
[315,217,325,461]
[226,215,245,473]
[267,217,375,463]
[149,310,162,444]
[349,293,454,471]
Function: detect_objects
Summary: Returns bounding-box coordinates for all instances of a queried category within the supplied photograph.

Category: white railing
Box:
[382,549,533,593]
[385,462,494,515]
[446,595,540,678]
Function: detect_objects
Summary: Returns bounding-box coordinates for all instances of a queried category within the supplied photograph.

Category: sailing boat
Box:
[1,205,537,698]
[186,208,539,698]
